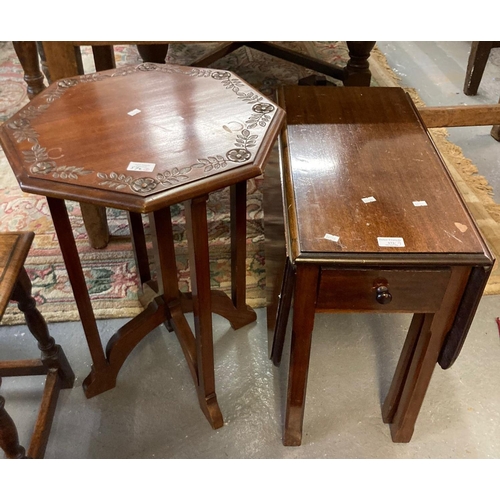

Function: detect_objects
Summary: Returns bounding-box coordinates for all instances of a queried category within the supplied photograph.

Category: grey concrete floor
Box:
[1,42,500,466]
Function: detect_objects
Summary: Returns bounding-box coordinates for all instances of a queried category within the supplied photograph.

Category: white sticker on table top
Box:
[412,200,428,207]
[377,237,405,248]
[127,108,141,116]
[127,161,156,172]
[324,233,340,242]
[362,196,376,203]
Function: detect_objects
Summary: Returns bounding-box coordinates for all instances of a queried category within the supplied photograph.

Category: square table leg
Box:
[184,196,224,429]
[382,267,471,442]
[230,181,257,325]
[283,263,319,446]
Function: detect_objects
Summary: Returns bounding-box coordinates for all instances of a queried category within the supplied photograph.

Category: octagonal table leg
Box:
[47,197,108,379]
[230,181,258,327]
[184,195,224,429]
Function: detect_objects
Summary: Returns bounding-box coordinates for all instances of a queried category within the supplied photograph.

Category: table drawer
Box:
[316,268,451,313]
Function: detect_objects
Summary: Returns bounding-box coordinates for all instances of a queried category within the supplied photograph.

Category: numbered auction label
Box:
[127,162,156,172]
[377,237,405,248]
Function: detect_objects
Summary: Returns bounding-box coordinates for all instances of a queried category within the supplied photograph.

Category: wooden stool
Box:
[0,63,285,429]
[0,232,74,459]
[463,41,500,142]
[265,86,493,446]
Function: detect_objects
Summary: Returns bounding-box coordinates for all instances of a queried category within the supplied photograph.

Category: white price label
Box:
[362,196,376,203]
[127,161,156,172]
[412,200,427,207]
[127,109,141,116]
[324,233,340,242]
[377,237,405,248]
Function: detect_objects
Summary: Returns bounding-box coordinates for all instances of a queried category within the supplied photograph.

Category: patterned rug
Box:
[1,42,499,325]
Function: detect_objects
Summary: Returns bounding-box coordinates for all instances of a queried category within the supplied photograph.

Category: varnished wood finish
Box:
[19,42,167,247]
[281,86,485,257]
[0,64,284,212]
[0,390,26,459]
[283,263,319,446]
[316,268,450,313]
[384,267,470,442]
[1,66,285,428]
[0,232,33,317]
[438,265,492,369]
[267,86,494,446]
[0,232,74,459]
[12,42,46,99]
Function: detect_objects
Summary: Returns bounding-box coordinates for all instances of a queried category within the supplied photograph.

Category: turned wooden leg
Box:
[137,44,169,63]
[12,41,46,99]
[271,257,295,367]
[36,41,51,83]
[185,195,224,429]
[11,268,75,388]
[283,264,319,446]
[92,45,116,71]
[344,41,376,86]
[0,385,26,459]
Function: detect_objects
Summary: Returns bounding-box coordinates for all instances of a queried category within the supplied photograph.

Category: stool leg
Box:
[137,44,169,63]
[12,41,46,99]
[463,42,493,96]
[283,264,319,446]
[11,268,74,388]
[185,195,224,429]
[0,389,26,459]
[344,42,376,86]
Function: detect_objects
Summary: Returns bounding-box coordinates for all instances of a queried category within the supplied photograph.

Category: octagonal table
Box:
[0,63,285,429]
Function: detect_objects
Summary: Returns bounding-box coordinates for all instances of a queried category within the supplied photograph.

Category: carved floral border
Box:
[7,63,277,194]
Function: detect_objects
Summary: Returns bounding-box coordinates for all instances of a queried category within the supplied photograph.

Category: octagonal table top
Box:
[0,63,285,212]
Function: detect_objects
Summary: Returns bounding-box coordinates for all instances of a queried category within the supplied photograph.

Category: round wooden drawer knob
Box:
[375,285,392,304]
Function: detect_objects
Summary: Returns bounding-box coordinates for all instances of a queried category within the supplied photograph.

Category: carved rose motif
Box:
[58,79,78,88]
[252,103,275,114]
[131,177,159,193]
[211,71,231,80]
[31,161,55,174]
[226,148,251,162]
[138,63,158,72]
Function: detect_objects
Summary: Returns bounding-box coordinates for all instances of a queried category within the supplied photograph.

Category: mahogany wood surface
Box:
[0,65,285,429]
[0,232,74,458]
[266,86,493,446]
